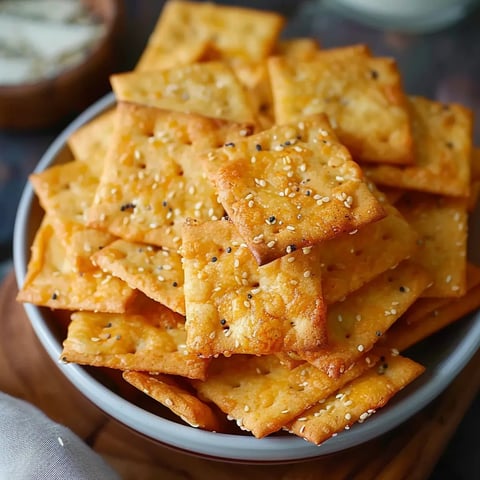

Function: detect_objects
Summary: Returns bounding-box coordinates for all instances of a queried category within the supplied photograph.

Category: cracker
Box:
[268,48,413,164]
[381,266,480,352]
[16,217,136,313]
[61,310,209,380]
[181,218,327,356]
[192,352,377,438]
[363,97,473,197]
[87,103,251,248]
[111,62,256,124]
[135,0,284,67]
[318,196,418,304]
[92,239,185,315]
[202,115,385,265]
[287,353,425,445]
[396,192,468,297]
[67,108,117,176]
[300,261,430,378]
[123,372,224,431]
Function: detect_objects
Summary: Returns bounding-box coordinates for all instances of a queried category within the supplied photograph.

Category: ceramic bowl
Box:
[13,93,480,463]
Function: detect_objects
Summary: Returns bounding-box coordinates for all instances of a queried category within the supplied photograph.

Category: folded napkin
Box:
[0,392,120,479]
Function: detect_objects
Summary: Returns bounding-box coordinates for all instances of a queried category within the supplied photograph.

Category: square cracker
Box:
[92,239,185,315]
[363,97,473,197]
[300,261,430,378]
[268,48,413,164]
[87,103,251,248]
[287,353,424,445]
[123,372,224,431]
[381,265,480,352]
[181,218,327,357]
[135,0,284,66]
[396,192,468,298]
[201,115,385,265]
[192,352,377,438]
[111,62,256,125]
[317,192,418,304]
[16,217,136,313]
[62,310,209,380]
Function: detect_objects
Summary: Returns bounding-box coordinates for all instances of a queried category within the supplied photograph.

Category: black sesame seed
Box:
[225,142,235,147]
[172,282,178,287]
[105,322,112,328]
[267,215,276,224]
[255,144,262,151]
[284,140,291,146]
[162,201,168,207]
[305,190,311,196]
[370,69,379,79]
[375,331,382,337]
[226,246,232,253]
[288,244,297,252]
[211,256,218,263]
[51,292,58,300]
[220,318,227,325]
[399,286,406,292]
[247,293,252,299]
[120,202,136,212]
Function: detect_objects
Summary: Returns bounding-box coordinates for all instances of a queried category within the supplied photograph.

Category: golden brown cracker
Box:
[202,115,385,265]
[181,219,327,356]
[17,217,136,313]
[275,38,321,60]
[192,353,377,438]
[111,62,256,124]
[268,49,413,164]
[87,103,250,248]
[301,261,430,378]
[123,372,224,431]
[287,353,424,445]
[397,192,468,298]
[136,0,285,67]
[363,97,473,197]
[92,239,185,315]
[61,310,209,380]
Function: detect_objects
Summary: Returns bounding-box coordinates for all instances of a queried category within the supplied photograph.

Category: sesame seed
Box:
[344,413,352,421]
[357,344,365,352]
[446,275,452,283]
[267,240,276,248]
[248,200,254,208]
[303,270,311,278]
[234,259,240,268]
[286,225,296,231]
[57,437,64,447]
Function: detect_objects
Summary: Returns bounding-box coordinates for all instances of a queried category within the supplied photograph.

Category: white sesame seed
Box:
[288,257,296,263]
[286,225,296,231]
[357,344,365,352]
[57,437,64,447]
[344,413,352,421]
[303,270,311,278]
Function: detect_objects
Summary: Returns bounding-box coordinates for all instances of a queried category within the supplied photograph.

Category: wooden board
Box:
[1,270,479,479]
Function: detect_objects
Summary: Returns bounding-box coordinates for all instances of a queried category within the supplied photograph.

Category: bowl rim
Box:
[13,92,480,463]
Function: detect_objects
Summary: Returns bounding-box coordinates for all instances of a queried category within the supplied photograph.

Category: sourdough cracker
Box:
[396,192,468,297]
[62,310,209,380]
[192,353,377,438]
[123,372,224,431]
[92,239,185,315]
[301,261,430,378]
[287,353,425,444]
[111,62,256,124]
[87,103,249,248]
[268,48,413,164]
[181,219,327,356]
[363,97,473,197]
[17,217,136,313]
[202,115,385,265]
[136,0,284,67]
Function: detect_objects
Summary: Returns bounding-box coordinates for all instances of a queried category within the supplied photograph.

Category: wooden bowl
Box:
[0,0,124,130]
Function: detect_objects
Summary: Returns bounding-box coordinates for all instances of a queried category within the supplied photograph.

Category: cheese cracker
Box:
[363,97,473,197]
[87,103,250,248]
[396,192,468,297]
[202,115,385,265]
[182,218,327,356]
[268,48,413,164]
[123,372,224,431]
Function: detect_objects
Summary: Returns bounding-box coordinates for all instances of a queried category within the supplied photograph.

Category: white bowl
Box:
[13,93,480,463]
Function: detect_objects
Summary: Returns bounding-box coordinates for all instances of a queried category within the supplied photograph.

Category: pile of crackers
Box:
[17,1,480,445]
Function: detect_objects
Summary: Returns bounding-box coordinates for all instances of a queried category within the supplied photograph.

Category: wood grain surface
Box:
[1,270,479,479]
